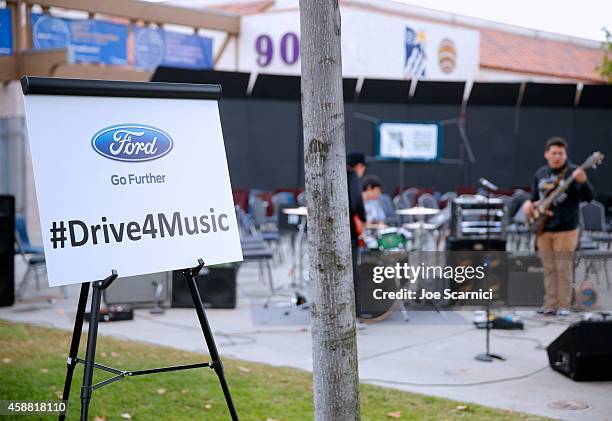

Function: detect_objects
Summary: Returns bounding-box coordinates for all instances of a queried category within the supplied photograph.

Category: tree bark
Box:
[299,1,361,420]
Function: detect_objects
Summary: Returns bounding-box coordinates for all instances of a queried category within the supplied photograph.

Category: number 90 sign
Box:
[255,32,300,67]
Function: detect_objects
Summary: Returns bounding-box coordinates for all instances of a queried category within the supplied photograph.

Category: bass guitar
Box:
[527,151,604,234]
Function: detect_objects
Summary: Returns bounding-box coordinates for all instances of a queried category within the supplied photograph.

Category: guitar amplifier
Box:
[446,237,507,305]
[506,253,544,307]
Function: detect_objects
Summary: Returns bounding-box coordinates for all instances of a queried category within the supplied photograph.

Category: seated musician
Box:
[361,175,386,228]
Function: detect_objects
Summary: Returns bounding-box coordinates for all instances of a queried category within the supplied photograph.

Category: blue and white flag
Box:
[403,27,426,79]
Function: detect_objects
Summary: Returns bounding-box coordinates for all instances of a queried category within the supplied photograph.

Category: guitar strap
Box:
[545,164,569,202]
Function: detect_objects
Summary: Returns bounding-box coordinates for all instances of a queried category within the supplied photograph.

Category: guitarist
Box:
[347,152,367,319]
[522,137,594,316]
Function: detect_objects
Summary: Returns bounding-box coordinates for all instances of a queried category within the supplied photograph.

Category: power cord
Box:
[359,327,474,362]
[361,366,550,387]
[491,332,546,350]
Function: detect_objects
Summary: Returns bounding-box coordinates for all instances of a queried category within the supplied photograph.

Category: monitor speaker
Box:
[172,264,237,309]
[547,320,612,381]
[0,195,15,307]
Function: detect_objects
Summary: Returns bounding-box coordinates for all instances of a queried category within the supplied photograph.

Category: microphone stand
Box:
[397,137,405,197]
[475,183,505,362]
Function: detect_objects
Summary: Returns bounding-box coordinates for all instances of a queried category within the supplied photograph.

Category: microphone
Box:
[479,177,498,192]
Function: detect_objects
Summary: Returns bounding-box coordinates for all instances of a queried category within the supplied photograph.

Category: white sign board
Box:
[378,122,440,161]
[23,88,243,286]
[238,7,479,80]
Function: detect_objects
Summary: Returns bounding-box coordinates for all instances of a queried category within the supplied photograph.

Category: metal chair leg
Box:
[266,260,275,294]
[34,265,41,291]
[17,266,32,300]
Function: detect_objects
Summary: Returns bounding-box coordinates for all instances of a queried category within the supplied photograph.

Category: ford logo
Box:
[92,124,173,162]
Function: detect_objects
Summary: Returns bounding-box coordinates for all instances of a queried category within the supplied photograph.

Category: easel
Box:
[59,259,239,421]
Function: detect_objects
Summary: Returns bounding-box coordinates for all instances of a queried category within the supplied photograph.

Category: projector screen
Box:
[376,121,442,161]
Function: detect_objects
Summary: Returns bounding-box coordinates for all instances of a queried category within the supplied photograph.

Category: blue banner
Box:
[134,28,213,70]
[31,13,127,65]
[0,7,12,56]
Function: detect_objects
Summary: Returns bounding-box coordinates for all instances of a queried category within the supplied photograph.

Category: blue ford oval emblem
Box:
[92,124,173,162]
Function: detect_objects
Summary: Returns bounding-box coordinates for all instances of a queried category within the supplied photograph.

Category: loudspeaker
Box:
[547,320,612,381]
[0,195,15,307]
[445,237,506,304]
[506,253,544,306]
[172,264,237,309]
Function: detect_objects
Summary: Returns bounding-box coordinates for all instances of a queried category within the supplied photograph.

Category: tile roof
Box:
[210,0,274,15]
[479,28,605,82]
[207,1,606,82]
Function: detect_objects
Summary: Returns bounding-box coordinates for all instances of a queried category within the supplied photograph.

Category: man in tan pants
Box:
[523,137,594,316]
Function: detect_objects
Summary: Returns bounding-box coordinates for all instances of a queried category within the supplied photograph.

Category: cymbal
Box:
[402,222,437,230]
[282,206,308,216]
[395,206,440,216]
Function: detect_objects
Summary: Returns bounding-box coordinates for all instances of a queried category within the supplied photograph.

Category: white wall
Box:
[237,7,480,80]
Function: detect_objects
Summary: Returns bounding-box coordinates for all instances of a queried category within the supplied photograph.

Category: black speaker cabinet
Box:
[445,237,507,304]
[445,237,506,252]
[506,253,544,306]
[277,204,301,233]
[547,320,612,381]
[0,195,15,307]
[172,264,237,309]
[104,271,172,308]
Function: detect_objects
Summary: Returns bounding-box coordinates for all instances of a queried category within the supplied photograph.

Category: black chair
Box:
[14,235,47,300]
[580,201,612,249]
[577,201,612,290]
[236,207,276,293]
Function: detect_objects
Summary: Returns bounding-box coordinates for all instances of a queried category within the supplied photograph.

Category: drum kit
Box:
[362,206,442,252]
[278,204,449,323]
[354,206,449,322]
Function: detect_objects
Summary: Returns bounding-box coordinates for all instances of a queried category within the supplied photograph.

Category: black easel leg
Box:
[183,266,239,421]
[59,283,90,421]
[80,282,103,421]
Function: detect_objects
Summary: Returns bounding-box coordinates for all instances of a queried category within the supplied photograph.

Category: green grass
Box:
[0,320,550,420]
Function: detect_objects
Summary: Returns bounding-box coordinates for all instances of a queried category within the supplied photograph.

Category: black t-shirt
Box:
[530,162,594,232]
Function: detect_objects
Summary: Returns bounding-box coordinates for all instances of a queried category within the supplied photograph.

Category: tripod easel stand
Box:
[20,76,241,420]
[58,259,239,421]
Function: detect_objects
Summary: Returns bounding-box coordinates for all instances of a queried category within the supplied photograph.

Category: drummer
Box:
[361,175,386,227]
